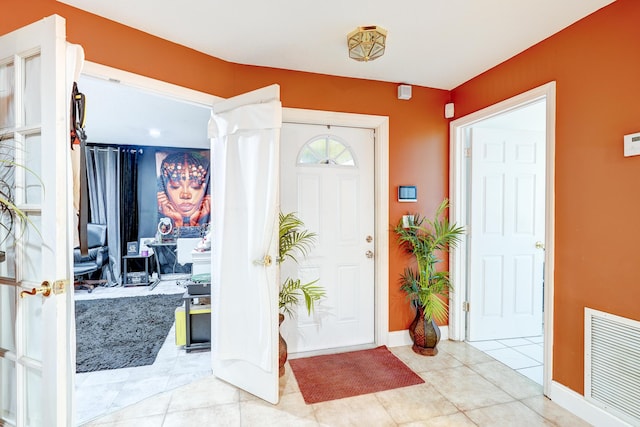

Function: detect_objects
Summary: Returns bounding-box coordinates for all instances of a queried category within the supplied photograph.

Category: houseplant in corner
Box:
[395,199,464,356]
[0,136,40,261]
[278,211,325,376]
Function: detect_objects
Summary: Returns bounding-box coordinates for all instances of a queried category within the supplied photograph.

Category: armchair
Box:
[74,223,113,292]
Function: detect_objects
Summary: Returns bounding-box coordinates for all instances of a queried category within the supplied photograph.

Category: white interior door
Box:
[280,123,375,354]
[210,85,281,404]
[0,16,74,426]
[468,127,545,341]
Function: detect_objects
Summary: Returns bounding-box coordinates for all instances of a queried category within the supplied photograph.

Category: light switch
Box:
[402,215,414,228]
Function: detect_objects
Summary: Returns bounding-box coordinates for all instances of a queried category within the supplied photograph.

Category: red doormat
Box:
[289,346,424,404]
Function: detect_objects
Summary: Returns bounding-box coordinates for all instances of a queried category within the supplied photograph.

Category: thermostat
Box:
[398,185,417,202]
[624,132,640,157]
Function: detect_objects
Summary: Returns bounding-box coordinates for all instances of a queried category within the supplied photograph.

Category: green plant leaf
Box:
[394,199,465,322]
[279,211,324,318]
[279,212,317,263]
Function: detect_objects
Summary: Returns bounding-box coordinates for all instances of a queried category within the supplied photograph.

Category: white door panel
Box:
[210,85,281,404]
[468,127,545,341]
[280,123,375,353]
[0,15,74,426]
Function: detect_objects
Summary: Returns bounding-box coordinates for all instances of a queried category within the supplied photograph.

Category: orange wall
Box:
[8,0,638,400]
[452,0,640,395]
[3,0,450,332]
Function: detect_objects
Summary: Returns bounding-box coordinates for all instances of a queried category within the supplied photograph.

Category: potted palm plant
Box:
[278,211,325,375]
[394,199,464,356]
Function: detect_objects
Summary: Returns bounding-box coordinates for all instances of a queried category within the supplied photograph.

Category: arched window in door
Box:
[297,135,356,167]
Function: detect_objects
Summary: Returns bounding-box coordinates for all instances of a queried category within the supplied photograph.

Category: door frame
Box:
[449,82,556,394]
[283,108,390,349]
[80,64,390,346]
[82,62,222,109]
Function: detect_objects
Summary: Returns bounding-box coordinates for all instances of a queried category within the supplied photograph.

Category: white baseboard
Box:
[549,381,632,427]
[386,327,449,348]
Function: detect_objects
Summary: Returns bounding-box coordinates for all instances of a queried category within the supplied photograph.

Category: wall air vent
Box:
[585,308,640,426]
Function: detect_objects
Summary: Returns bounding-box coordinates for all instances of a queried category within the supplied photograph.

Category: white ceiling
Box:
[78,75,211,148]
[68,0,610,146]
[60,0,614,90]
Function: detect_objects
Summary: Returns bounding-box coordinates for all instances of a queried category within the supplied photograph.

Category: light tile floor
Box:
[81,340,591,426]
[75,278,212,425]
[468,336,544,385]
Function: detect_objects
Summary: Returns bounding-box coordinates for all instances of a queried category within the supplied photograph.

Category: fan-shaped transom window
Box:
[297,135,356,167]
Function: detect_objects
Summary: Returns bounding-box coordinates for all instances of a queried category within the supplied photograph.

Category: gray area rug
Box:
[75,293,184,373]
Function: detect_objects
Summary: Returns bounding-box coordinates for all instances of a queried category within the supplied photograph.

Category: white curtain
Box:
[210,100,281,371]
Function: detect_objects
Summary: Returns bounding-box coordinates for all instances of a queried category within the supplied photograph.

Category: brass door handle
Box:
[253,255,273,267]
[535,241,545,250]
[20,281,52,298]
[365,250,374,259]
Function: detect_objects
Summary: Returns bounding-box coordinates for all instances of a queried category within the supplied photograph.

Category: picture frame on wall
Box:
[127,241,139,255]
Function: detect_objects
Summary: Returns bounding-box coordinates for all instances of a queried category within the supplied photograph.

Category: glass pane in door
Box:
[22,292,42,361]
[0,357,17,425]
[0,60,15,129]
[19,213,44,362]
[0,284,17,426]
[21,213,42,284]
[0,134,16,281]
[0,221,16,281]
[23,133,42,204]
[0,285,16,352]
[24,368,42,427]
[22,54,41,127]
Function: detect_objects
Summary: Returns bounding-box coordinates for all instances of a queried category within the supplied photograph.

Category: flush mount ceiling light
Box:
[347,25,387,62]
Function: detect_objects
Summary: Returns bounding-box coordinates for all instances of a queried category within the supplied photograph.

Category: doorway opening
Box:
[73,64,391,422]
[449,82,556,394]
[73,62,218,424]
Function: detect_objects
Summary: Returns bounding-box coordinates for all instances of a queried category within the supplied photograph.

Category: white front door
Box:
[0,16,74,426]
[280,123,375,353]
[210,85,281,404]
[468,126,545,341]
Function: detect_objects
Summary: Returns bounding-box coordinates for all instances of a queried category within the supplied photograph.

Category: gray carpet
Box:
[75,293,184,373]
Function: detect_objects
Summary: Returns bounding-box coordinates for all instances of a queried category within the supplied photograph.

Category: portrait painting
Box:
[156,150,211,232]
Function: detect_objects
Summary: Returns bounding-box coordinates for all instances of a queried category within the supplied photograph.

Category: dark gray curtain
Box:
[120,149,140,264]
[85,146,121,282]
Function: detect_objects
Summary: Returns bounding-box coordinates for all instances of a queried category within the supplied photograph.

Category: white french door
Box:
[210,84,281,404]
[468,126,545,341]
[0,15,75,426]
[279,123,375,353]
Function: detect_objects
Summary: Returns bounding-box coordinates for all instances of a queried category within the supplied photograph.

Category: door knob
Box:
[535,241,545,250]
[253,255,273,267]
[20,281,52,298]
[365,250,374,259]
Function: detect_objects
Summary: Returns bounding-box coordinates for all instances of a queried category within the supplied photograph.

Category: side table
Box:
[183,290,211,352]
[123,253,158,289]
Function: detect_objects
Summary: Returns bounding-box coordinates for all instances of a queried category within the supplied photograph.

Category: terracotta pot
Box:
[278,313,287,377]
[408,305,441,356]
